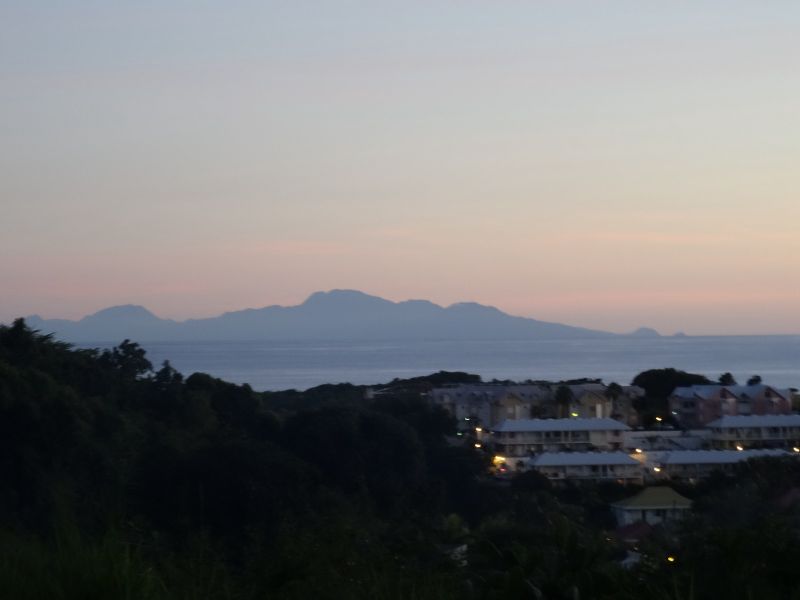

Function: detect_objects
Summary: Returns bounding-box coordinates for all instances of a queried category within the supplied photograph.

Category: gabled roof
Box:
[612,487,692,510]
[532,452,639,467]
[567,383,607,396]
[672,385,720,399]
[659,449,790,465]
[430,384,551,403]
[494,417,630,433]
[706,415,800,429]
[725,384,790,399]
[672,384,790,401]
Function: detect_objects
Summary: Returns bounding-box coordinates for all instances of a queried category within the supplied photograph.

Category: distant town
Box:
[416,375,800,553]
[427,378,798,483]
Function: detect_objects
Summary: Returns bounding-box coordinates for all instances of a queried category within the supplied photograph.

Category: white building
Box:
[611,487,692,526]
[645,449,791,481]
[493,418,630,456]
[528,452,643,484]
[623,429,710,452]
[706,414,800,449]
[429,384,550,429]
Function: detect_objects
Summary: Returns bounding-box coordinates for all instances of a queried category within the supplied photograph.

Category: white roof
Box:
[659,449,790,465]
[532,452,640,467]
[672,385,719,399]
[672,384,791,400]
[706,415,800,429]
[494,417,630,433]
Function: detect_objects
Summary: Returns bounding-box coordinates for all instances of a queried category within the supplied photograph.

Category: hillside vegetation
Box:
[1,319,799,599]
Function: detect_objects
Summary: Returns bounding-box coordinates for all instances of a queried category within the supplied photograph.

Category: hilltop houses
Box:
[670,384,792,428]
[527,452,643,484]
[493,418,630,456]
[429,384,551,429]
[642,449,791,482]
[611,487,692,526]
[430,378,799,486]
[429,382,642,429]
[705,414,800,450]
[563,383,643,425]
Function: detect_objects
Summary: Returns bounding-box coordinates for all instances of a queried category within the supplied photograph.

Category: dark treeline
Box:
[2,319,800,599]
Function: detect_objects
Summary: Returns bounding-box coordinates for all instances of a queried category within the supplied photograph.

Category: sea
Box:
[78,336,800,392]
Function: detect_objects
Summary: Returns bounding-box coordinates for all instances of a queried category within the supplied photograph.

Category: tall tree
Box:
[554,385,574,418]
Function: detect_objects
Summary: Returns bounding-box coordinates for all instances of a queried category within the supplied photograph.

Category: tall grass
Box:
[0,526,166,600]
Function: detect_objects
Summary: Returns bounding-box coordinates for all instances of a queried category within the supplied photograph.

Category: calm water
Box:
[79,336,800,391]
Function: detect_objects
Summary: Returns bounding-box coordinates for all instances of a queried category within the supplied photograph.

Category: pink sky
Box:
[2,2,799,335]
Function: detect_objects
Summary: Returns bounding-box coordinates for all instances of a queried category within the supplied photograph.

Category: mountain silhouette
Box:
[22,289,644,342]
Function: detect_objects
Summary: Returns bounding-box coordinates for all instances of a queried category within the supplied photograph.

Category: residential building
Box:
[528,452,643,484]
[706,414,800,449]
[611,487,692,527]
[430,382,643,429]
[562,383,610,418]
[557,383,642,426]
[645,449,791,481]
[429,384,550,430]
[670,384,792,428]
[623,429,709,452]
[492,418,630,456]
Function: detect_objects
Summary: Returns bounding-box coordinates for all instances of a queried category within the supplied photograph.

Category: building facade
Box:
[492,418,630,456]
[670,384,792,428]
[528,452,643,484]
[644,449,791,481]
[706,415,800,449]
[611,487,692,526]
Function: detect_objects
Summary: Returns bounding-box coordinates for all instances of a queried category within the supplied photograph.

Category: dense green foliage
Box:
[2,320,800,599]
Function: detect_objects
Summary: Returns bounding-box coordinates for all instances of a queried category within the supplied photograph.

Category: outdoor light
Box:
[655,416,663,422]
[653,466,662,473]
[793,447,800,453]
[570,412,579,417]
[634,448,643,454]
[666,555,676,563]
[474,443,482,449]
[475,427,483,433]
[736,444,744,451]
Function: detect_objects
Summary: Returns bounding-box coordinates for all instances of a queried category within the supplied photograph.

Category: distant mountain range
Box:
[21,289,660,343]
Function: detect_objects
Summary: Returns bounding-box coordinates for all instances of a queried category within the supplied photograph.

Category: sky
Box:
[1,1,799,335]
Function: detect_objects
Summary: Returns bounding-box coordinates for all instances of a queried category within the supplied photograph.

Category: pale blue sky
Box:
[2,2,799,333]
